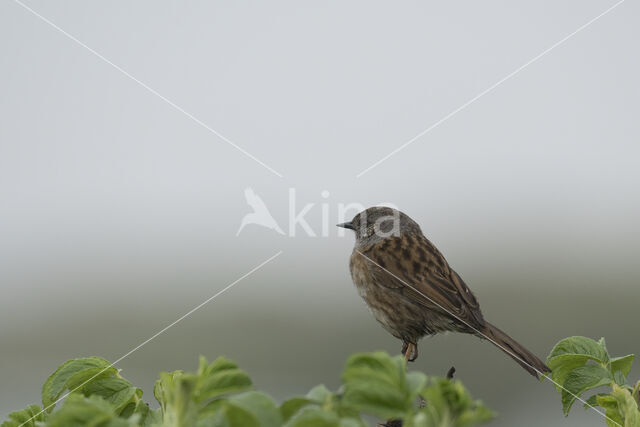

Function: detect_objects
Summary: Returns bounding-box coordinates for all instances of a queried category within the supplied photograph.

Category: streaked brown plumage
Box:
[338,206,549,378]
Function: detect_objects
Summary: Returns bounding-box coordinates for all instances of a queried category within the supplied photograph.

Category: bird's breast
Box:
[349,251,415,338]
[348,249,459,340]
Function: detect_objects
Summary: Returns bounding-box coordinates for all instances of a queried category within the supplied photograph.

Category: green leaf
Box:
[341,352,420,419]
[142,407,162,427]
[611,355,635,378]
[280,398,313,423]
[196,391,282,427]
[614,371,628,387]
[547,337,613,393]
[283,406,340,427]
[195,356,253,402]
[406,371,428,399]
[595,394,625,427]
[153,370,185,409]
[121,399,158,427]
[0,404,45,427]
[561,365,613,415]
[81,377,137,413]
[584,393,609,409]
[154,371,201,426]
[418,377,493,426]
[226,391,282,427]
[220,403,261,427]
[338,418,365,427]
[306,385,333,404]
[548,336,610,366]
[611,384,640,427]
[42,357,117,411]
[45,394,136,427]
[199,399,262,427]
[457,405,495,427]
[153,358,254,427]
[548,354,596,392]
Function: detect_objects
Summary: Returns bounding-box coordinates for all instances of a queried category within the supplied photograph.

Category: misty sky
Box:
[1,1,638,426]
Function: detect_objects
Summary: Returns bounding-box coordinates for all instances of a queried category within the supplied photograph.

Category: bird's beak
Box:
[336,222,355,230]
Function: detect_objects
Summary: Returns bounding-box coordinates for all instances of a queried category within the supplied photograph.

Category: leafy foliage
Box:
[6,335,639,426]
[41,357,119,410]
[1,352,491,427]
[547,336,640,427]
[1,405,45,427]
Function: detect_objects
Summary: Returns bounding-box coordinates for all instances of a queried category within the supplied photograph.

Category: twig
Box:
[446,366,456,379]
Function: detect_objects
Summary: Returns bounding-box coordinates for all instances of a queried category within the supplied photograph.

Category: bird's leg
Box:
[409,343,418,362]
[401,341,409,356]
[404,343,415,363]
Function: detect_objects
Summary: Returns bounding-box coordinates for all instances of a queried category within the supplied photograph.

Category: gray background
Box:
[1,1,638,426]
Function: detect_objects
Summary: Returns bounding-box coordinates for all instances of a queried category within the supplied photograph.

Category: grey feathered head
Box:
[337,206,421,246]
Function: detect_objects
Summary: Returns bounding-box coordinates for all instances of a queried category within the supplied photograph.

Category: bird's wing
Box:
[359,235,484,326]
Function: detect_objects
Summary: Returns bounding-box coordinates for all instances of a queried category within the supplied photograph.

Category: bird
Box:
[337,206,550,378]
[236,187,284,236]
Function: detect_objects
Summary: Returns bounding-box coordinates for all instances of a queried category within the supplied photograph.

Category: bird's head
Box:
[337,206,421,246]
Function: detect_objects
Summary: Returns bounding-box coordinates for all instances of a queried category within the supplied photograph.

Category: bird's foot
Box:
[408,343,418,362]
[402,341,418,362]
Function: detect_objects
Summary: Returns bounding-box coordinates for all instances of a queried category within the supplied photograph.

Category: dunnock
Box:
[338,206,549,378]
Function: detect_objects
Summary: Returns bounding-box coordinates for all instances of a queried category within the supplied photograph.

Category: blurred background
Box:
[1,1,638,425]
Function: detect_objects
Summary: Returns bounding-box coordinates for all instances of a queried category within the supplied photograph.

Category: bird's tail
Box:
[480,322,550,378]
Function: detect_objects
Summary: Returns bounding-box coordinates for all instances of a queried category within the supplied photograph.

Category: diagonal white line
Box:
[11,0,284,178]
[356,0,626,178]
[19,250,283,427]
[355,250,619,426]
